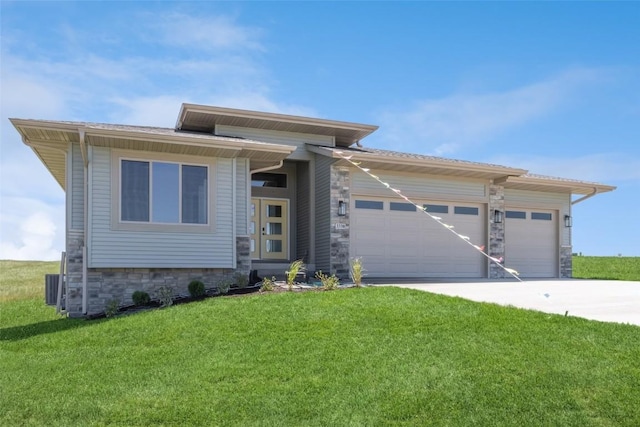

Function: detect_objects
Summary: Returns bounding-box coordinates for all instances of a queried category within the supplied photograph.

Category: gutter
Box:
[572,188,599,205]
[250,160,284,174]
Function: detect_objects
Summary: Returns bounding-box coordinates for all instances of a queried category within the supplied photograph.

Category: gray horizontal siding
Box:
[351,170,486,200]
[88,147,236,268]
[314,155,333,272]
[236,158,248,236]
[70,143,84,230]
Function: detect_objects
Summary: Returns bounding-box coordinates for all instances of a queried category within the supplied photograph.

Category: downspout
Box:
[232,158,237,269]
[572,188,599,205]
[79,130,88,315]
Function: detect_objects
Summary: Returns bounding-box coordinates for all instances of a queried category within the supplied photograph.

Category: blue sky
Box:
[1,1,639,259]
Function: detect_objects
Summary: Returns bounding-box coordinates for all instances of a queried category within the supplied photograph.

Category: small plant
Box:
[234,272,249,289]
[132,290,151,306]
[286,259,305,291]
[349,257,365,287]
[217,279,231,295]
[315,271,340,290]
[104,299,120,317]
[260,276,276,292]
[157,286,174,308]
[188,280,206,298]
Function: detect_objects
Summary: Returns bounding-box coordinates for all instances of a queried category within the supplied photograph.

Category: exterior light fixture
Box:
[564,214,572,228]
[338,200,347,216]
[493,209,503,224]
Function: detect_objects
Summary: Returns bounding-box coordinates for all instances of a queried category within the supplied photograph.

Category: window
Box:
[355,200,384,210]
[423,204,449,214]
[121,160,208,224]
[506,210,526,219]
[532,212,552,221]
[454,206,479,215]
[251,173,287,188]
[390,202,416,212]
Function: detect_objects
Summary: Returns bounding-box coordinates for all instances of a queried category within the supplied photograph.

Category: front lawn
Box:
[1,265,639,426]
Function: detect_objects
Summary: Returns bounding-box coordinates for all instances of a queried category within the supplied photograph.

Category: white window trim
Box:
[111,150,216,233]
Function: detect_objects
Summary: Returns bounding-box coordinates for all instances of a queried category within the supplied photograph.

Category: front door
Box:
[250,198,288,260]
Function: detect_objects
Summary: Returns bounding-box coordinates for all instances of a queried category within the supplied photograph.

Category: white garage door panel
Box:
[505,209,558,278]
[352,198,485,278]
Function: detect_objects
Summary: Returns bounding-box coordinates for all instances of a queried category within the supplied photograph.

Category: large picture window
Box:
[121,160,208,224]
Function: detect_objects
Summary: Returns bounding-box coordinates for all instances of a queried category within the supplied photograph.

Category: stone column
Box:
[329,165,350,278]
[560,246,573,278]
[488,183,506,279]
[236,236,251,276]
[65,230,85,317]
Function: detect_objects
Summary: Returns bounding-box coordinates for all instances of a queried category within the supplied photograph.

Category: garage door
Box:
[351,198,486,278]
[505,209,558,278]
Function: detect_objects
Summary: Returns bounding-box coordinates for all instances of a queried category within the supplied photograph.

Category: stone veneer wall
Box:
[67,234,250,317]
[488,183,506,279]
[560,245,572,278]
[329,165,350,278]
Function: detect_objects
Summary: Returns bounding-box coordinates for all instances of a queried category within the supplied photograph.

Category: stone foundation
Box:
[85,267,234,315]
[65,233,252,316]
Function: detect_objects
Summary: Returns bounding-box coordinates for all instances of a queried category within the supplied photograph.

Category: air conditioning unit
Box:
[45,274,63,307]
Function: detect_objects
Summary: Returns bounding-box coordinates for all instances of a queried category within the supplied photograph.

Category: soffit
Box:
[503,175,616,195]
[177,103,379,147]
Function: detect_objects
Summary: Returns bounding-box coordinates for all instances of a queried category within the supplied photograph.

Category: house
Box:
[10,104,615,317]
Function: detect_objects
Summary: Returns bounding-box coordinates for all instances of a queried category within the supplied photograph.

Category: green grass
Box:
[1,261,639,426]
[573,256,640,281]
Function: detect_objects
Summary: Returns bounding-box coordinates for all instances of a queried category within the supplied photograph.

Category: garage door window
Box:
[424,204,448,214]
[355,200,384,210]
[532,212,552,221]
[390,202,416,212]
[454,206,479,215]
[506,211,526,219]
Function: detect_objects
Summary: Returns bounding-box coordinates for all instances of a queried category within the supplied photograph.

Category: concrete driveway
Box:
[385,279,640,326]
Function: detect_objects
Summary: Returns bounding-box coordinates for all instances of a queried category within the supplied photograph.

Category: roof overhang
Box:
[176,103,379,147]
[500,175,617,195]
[10,118,296,191]
[309,146,528,181]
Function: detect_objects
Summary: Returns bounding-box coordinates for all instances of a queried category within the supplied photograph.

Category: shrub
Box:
[188,280,206,298]
[315,271,340,290]
[286,260,305,291]
[217,279,231,295]
[260,276,276,292]
[234,273,249,289]
[104,299,120,317]
[132,290,151,306]
[349,257,365,287]
[157,286,174,308]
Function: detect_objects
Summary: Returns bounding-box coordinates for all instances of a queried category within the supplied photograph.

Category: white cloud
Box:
[0,198,64,261]
[151,12,264,51]
[375,68,602,155]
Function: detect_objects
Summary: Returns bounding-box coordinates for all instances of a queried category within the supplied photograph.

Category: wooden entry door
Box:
[250,198,288,260]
